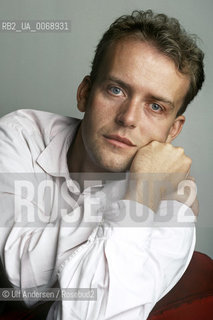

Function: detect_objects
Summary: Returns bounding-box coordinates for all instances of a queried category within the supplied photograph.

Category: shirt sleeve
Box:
[47,200,196,320]
[0,121,58,294]
[0,118,86,297]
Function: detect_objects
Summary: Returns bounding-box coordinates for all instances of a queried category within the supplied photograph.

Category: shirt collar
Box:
[36,118,81,178]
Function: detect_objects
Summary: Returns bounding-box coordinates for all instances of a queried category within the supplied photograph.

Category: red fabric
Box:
[148,251,213,319]
[149,296,213,320]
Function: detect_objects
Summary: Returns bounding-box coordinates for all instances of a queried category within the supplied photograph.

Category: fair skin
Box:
[68,38,197,213]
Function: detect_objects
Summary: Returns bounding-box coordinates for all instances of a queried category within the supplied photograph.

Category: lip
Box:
[103,134,136,148]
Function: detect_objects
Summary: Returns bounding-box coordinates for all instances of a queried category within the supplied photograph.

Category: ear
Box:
[166,115,185,143]
[77,76,92,112]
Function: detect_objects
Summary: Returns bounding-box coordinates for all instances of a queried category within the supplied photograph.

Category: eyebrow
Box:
[104,76,132,92]
[149,95,175,110]
[104,75,175,110]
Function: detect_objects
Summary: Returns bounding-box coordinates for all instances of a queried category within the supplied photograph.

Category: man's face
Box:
[77,39,190,172]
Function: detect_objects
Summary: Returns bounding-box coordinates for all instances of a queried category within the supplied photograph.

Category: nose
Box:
[115,99,139,128]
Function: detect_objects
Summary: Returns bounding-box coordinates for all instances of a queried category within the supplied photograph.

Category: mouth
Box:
[103,134,136,148]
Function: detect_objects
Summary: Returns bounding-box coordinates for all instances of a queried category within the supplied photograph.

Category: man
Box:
[0,10,204,320]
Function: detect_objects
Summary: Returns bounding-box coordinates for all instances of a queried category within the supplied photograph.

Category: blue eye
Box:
[109,87,122,95]
[150,103,163,112]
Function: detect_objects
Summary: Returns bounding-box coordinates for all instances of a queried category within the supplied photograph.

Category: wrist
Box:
[124,177,161,212]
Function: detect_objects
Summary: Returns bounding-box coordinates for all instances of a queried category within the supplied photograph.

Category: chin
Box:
[84,140,134,173]
[94,154,132,173]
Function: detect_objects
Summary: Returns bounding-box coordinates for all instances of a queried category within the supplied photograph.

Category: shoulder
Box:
[0,108,80,140]
[0,109,80,172]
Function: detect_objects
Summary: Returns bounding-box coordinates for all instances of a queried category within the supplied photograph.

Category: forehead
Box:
[96,38,190,110]
[98,38,186,82]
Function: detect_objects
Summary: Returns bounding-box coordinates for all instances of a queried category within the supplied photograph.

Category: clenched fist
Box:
[125,141,197,213]
[130,141,191,174]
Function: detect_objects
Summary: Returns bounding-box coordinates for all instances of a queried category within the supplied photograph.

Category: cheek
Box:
[139,119,171,143]
[153,125,172,142]
[88,95,117,126]
[83,98,111,134]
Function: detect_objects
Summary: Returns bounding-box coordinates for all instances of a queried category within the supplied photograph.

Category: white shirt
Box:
[0,109,196,320]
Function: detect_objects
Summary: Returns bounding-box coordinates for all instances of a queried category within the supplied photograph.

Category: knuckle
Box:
[177,146,184,154]
[185,156,192,165]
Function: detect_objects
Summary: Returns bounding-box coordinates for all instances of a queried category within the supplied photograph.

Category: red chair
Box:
[148,251,213,320]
